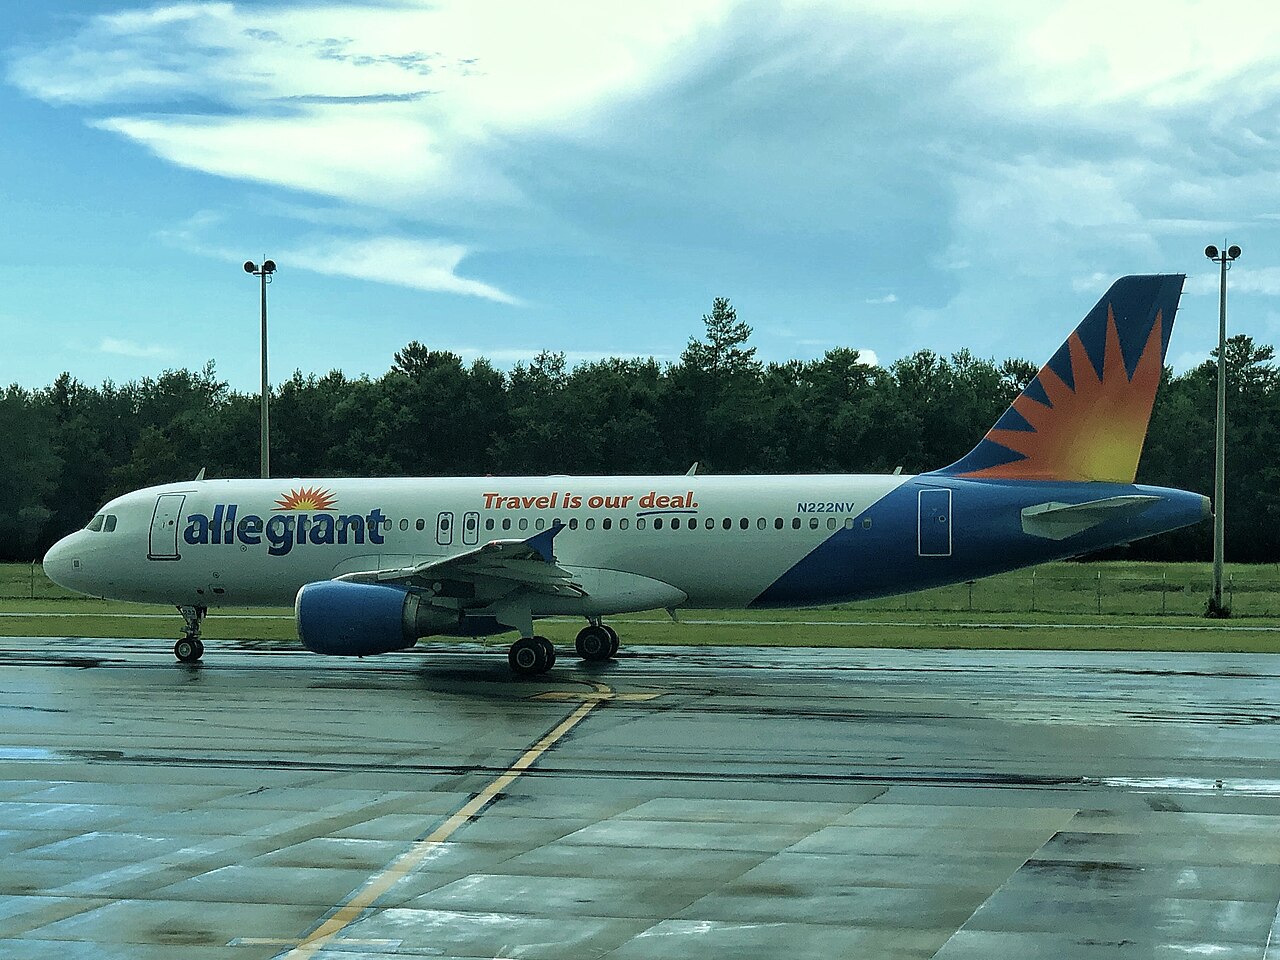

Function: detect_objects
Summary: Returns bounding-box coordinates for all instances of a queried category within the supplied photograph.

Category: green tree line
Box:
[1,298,1273,562]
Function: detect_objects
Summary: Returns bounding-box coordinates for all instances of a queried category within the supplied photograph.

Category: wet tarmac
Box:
[1,635,1279,959]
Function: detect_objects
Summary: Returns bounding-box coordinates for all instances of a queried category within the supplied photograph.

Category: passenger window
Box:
[810,517,819,529]
[602,518,612,530]
[87,515,104,532]
[739,518,749,530]
[774,518,783,530]
[104,515,118,533]
[519,518,529,531]
[670,518,680,530]
[757,518,766,530]
[585,518,595,530]
[502,518,512,531]
[485,518,495,531]
[400,519,409,531]
[722,518,731,530]
[844,518,854,529]
[654,518,664,530]
[620,518,629,530]
[416,518,425,531]
[863,518,872,529]
[636,518,646,530]
[705,518,714,529]
[535,518,545,531]
[827,517,837,530]
[792,517,801,529]
[568,518,579,530]
[466,516,477,531]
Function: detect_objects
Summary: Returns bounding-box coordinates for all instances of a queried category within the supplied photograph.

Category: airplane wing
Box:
[334,521,586,599]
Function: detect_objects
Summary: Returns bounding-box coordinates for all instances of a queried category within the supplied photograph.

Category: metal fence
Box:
[852,570,1278,617]
[4,561,1278,617]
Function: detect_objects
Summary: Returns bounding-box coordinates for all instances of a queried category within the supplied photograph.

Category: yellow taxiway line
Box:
[277,680,611,960]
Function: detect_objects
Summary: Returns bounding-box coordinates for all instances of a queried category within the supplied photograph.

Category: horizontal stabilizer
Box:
[1021,495,1160,541]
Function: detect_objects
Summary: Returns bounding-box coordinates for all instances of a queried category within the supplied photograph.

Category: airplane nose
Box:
[43,535,80,591]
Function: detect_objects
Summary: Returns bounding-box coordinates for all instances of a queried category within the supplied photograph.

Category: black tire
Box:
[509,636,549,676]
[193,639,205,659]
[535,636,556,668]
[603,624,620,658]
[174,638,201,663]
[575,625,611,661]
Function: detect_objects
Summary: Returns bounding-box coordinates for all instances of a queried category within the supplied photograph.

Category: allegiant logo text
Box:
[184,505,388,557]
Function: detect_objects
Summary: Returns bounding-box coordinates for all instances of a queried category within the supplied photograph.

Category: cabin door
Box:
[148,494,186,560]
[917,488,952,557]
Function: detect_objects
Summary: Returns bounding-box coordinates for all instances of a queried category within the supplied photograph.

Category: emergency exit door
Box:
[917,488,952,557]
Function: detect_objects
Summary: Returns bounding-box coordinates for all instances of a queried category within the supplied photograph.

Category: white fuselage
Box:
[44,474,908,613]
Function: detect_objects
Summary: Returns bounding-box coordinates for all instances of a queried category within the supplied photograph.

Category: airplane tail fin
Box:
[935,274,1185,483]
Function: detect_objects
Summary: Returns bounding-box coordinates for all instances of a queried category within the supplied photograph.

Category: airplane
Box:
[43,274,1208,676]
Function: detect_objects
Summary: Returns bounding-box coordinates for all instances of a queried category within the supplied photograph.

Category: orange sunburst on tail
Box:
[968,308,1163,482]
[937,274,1184,484]
[274,486,339,511]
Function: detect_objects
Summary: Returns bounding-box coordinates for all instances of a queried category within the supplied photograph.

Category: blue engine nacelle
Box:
[295,581,459,656]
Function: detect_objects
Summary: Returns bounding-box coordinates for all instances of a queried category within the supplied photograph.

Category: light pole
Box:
[243,259,277,479]
[1204,243,1240,617]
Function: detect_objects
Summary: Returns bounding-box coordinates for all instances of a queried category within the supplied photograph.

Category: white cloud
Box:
[1184,265,1280,298]
[287,236,519,304]
[9,0,729,213]
[864,293,897,304]
[99,337,173,358]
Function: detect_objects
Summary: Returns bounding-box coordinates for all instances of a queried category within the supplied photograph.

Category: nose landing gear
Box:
[175,605,207,663]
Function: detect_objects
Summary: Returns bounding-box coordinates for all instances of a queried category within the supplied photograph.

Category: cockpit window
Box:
[86,515,105,532]
[103,515,118,533]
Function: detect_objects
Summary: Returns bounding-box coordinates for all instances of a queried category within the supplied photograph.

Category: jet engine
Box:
[295,581,460,655]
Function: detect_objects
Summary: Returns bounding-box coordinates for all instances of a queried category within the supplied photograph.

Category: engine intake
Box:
[296,581,459,656]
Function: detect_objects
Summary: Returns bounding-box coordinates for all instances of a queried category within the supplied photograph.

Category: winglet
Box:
[525,520,566,562]
[935,274,1184,483]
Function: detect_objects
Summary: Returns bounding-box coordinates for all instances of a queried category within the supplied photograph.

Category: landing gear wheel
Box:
[604,624,619,658]
[536,636,556,668]
[575,625,612,661]
[174,637,202,663]
[509,636,552,676]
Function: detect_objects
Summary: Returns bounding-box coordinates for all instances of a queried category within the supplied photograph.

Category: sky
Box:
[2,0,1278,391]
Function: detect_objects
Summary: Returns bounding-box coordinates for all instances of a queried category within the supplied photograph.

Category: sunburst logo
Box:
[962,306,1165,483]
[274,486,339,511]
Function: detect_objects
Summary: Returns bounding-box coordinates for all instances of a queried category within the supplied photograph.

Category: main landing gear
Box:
[505,621,620,677]
[575,621,619,662]
[508,635,556,676]
[174,605,206,663]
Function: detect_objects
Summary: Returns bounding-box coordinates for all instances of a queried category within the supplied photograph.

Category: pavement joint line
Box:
[272,678,612,960]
